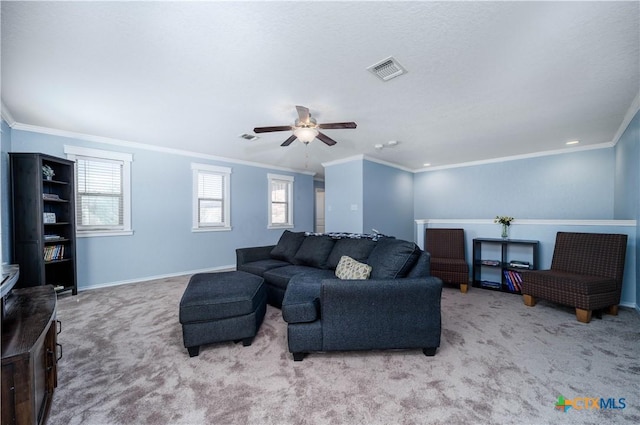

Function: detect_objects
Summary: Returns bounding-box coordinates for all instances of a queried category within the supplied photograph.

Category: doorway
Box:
[315,188,325,233]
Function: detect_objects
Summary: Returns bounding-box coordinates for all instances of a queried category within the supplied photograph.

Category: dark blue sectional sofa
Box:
[236,231,443,360]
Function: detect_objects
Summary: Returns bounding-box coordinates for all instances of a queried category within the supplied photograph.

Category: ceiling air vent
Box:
[367,56,407,81]
[239,133,259,141]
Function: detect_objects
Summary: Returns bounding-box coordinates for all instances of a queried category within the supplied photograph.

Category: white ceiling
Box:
[2,1,639,177]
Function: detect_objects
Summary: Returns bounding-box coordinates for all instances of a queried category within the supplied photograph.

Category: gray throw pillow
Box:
[270,230,306,263]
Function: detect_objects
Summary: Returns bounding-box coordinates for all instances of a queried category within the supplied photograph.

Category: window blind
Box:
[198,172,224,225]
[271,180,289,224]
[76,157,124,229]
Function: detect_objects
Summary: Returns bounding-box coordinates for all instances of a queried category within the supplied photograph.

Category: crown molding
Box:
[321,154,365,168]
[1,102,16,127]
[321,154,413,173]
[362,155,414,173]
[611,91,640,146]
[414,142,615,173]
[10,122,316,176]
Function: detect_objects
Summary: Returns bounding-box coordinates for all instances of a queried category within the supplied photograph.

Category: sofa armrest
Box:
[236,245,276,267]
[319,277,443,351]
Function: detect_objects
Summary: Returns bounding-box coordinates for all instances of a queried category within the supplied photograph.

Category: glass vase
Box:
[501,224,509,239]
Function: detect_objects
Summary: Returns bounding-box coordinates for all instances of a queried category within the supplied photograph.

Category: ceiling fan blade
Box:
[318,122,357,129]
[281,135,297,146]
[253,125,292,133]
[316,132,337,146]
[295,105,310,124]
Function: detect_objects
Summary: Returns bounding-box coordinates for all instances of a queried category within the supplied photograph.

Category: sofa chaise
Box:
[236,231,443,360]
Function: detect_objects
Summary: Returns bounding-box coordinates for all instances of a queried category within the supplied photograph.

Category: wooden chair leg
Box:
[605,305,619,316]
[523,294,536,307]
[576,308,592,323]
[460,283,468,294]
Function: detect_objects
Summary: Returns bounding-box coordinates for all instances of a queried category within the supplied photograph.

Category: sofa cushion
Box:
[326,238,377,269]
[335,256,372,280]
[237,258,291,277]
[367,238,421,279]
[294,235,336,269]
[263,265,325,290]
[270,230,306,263]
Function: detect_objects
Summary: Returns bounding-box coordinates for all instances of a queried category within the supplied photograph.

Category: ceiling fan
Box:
[253,105,357,146]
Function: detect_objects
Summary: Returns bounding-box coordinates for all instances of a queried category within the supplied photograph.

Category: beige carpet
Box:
[49,275,640,425]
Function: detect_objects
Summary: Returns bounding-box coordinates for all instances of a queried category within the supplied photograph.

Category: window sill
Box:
[192,226,232,233]
[77,230,134,238]
[268,224,294,230]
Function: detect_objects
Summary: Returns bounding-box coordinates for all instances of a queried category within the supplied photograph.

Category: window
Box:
[65,146,133,237]
[268,173,294,228]
[192,163,231,231]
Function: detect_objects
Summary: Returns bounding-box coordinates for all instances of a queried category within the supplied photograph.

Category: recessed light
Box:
[566,140,580,145]
[423,163,431,167]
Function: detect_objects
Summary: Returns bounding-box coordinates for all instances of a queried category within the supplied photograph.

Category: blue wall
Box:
[324,158,363,233]
[1,121,12,264]
[324,158,414,240]
[363,160,414,240]
[414,148,615,220]
[613,109,640,308]
[7,128,314,289]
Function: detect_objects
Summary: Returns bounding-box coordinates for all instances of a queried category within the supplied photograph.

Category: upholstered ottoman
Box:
[179,271,267,357]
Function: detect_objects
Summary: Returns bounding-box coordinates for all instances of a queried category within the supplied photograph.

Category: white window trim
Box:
[64,145,133,238]
[191,163,232,232]
[267,173,294,229]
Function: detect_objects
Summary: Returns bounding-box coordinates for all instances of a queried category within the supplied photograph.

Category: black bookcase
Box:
[10,153,78,295]
[472,238,539,294]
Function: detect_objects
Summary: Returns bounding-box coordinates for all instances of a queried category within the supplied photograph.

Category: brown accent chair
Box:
[521,232,627,323]
[425,228,469,293]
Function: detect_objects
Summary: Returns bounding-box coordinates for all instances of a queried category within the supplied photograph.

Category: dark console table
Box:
[472,238,539,294]
[1,285,60,425]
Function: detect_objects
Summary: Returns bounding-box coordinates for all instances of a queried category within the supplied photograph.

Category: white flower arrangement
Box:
[42,165,55,179]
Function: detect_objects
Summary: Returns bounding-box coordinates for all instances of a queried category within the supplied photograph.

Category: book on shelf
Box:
[480,280,501,289]
[481,260,501,266]
[43,244,65,261]
[503,270,522,292]
[509,260,530,269]
[44,234,62,240]
[42,193,60,200]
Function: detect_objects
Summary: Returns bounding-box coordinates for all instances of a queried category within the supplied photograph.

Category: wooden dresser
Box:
[2,285,59,425]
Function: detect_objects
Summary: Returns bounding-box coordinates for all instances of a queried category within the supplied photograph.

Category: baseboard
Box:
[77,264,236,292]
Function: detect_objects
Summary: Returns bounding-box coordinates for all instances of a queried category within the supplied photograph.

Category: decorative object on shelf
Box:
[42,164,55,180]
[494,215,514,239]
[43,212,57,223]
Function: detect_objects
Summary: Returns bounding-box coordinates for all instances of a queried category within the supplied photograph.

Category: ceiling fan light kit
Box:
[252,105,357,147]
[294,127,319,143]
